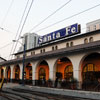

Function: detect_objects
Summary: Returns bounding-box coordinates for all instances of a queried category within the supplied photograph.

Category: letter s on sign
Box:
[38,37,42,44]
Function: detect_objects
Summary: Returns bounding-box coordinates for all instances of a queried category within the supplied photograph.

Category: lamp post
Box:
[13,40,26,85]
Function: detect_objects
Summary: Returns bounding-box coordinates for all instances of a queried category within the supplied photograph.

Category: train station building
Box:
[0,20,100,90]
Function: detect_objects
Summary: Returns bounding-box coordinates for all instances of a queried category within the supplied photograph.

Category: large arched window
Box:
[7,67,11,80]
[15,66,20,80]
[29,67,32,80]
[64,65,73,80]
[39,68,46,80]
[82,63,98,81]
[81,53,100,90]
[25,63,32,80]
[1,68,4,78]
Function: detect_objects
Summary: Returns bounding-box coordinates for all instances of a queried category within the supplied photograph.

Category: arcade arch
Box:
[14,65,20,81]
[36,60,49,81]
[25,63,32,80]
[55,57,73,81]
[7,66,11,81]
[0,67,4,79]
[81,52,100,89]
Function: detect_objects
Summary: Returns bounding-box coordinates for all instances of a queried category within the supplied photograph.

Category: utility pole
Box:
[13,39,26,86]
[22,43,26,85]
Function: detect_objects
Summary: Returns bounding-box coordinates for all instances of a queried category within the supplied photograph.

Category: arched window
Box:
[40,49,42,53]
[1,68,4,78]
[29,67,32,80]
[43,49,45,53]
[31,51,35,55]
[66,43,69,47]
[39,68,46,80]
[52,46,54,51]
[55,45,58,50]
[64,65,73,80]
[89,37,93,42]
[84,38,88,44]
[70,42,73,47]
[7,67,11,80]
[82,64,98,81]
[15,66,20,80]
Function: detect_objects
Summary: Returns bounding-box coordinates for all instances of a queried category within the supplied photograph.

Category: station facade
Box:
[0,22,100,90]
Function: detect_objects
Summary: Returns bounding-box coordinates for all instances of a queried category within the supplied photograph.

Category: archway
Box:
[54,57,73,88]
[81,53,100,90]
[7,66,11,82]
[64,65,73,81]
[1,67,4,78]
[14,65,20,82]
[56,57,73,81]
[25,63,32,80]
[25,63,32,84]
[39,68,46,80]
[36,60,49,81]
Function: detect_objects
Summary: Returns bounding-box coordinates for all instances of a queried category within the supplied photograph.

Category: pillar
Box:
[68,54,84,89]
[19,64,23,80]
[31,62,38,85]
[47,58,57,87]
[10,65,14,82]
[3,67,7,79]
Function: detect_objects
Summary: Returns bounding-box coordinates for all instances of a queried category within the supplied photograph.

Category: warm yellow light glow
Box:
[2,67,6,70]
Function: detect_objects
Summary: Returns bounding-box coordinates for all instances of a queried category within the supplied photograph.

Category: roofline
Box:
[1,39,100,66]
[86,19,100,25]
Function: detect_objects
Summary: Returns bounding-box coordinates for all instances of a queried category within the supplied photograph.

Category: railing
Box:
[2,78,100,92]
[34,80,100,91]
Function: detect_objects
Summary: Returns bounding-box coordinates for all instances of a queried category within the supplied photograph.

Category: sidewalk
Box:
[3,83,100,100]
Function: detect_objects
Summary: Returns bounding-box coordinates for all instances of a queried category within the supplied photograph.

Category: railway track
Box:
[0,88,98,100]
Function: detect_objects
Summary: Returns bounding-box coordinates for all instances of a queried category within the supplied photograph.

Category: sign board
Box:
[38,23,80,44]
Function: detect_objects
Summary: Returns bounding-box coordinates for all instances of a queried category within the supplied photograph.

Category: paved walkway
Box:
[2,83,100,100]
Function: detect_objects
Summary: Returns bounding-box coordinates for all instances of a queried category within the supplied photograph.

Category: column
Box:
[68,54,84,89]
[31,62,38,85]
[3,67,6,79]
[47,58,57,87]
[10,65,14,82]
[19,64,23,80]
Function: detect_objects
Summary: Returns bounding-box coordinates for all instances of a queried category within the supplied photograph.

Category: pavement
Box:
[2,83,100,100]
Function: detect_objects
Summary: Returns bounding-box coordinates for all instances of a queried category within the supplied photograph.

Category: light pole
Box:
[13,40,26,85]
[22,43,25,85]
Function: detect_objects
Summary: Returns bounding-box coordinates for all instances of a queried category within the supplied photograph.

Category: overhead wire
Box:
[8,0,30,60]
[0,42,12,50]
[0,42,13,60]
[0,0,14,27]
[29,0,72,32]
[10,0,34,59]
[0,0,15,34]
[0,27,14,34]
[34,3,100,33]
